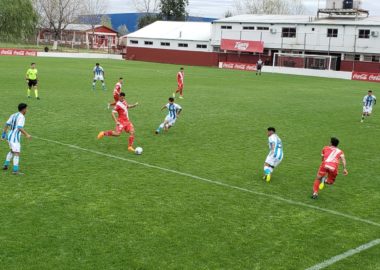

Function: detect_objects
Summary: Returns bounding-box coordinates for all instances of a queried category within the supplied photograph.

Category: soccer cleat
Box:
[128,146,135,152]
[155,130,159,135]
[37,97,40,100]
[179,96,184,99]
[172,93,175,97]
[12,171,24,175]
[97,131,105,140]
[2,165,8,171]
[360,119,364,123]
[311,193,318,199]
[319,182,325,190]
[263,174,271,183]
[107,103,110,110]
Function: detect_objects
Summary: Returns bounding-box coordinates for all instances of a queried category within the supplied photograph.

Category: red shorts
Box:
[317,163,338,184]
[177,83,183,90]
[116,120,134,133]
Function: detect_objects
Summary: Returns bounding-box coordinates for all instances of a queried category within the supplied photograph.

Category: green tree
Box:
[159,0,189,21]
[117,24,129,36]
[137,14,159,29]
[100,15,113,29]
[0,0,38,42]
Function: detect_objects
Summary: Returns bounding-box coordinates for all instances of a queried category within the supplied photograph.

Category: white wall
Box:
[127,38,212,52]
[37,52,124,60]
[211,22,380,55]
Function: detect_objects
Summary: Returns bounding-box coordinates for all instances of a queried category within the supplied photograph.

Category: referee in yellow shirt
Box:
[26,63,39,99]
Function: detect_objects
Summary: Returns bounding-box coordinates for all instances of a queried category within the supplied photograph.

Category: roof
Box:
[126,21,211,41]
[214,14,380,26]
[62,24,117,33]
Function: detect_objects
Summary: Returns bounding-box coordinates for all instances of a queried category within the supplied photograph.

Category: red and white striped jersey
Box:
[113,82,122,96]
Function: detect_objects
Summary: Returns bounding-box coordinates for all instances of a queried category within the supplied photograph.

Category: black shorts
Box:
[28,79,38,87]
[257,65,262,71]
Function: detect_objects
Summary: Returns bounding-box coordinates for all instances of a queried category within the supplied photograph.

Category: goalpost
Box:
[273,53,338,71]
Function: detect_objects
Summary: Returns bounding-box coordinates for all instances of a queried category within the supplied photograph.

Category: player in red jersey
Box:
[311,137,348,199]
[97,92,138,152]
[173,67,184,99]
[107,77,123,109]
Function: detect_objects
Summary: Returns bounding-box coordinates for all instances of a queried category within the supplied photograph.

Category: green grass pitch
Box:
[0,56,379,269]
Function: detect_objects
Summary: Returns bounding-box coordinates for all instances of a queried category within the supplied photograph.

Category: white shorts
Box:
[8,141,21,153]
[94,75,104,81]
[165,115,177,127]
[265,155,282,168]
[363,106,373,114]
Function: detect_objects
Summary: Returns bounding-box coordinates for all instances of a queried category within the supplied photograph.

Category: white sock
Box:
[13,156,19,171]
[4,152,13,166]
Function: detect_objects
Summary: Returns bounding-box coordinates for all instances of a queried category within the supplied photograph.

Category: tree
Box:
[100,15,112,29]
[137,14,159,29]
[234,0,306,15]
[82,0,108,48]
[224,10,234,18]
[34,0,83,49]
[0,0,38,42]
[159,0,189,21]
[117,24,129,36]
[133,0,159,13]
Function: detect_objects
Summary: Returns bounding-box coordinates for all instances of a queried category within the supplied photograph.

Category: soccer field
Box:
[0,56,379,269]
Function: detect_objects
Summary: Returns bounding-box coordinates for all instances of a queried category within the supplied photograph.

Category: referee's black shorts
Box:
[28,79,38,87]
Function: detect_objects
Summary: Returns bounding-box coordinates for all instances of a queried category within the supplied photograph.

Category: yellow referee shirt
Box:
[26,68,38,80]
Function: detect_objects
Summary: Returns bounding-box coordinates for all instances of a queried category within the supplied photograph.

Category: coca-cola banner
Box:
[352,72,380,83]
[221,39,264,53]
[0,48,37,57]
[219,62,257,71]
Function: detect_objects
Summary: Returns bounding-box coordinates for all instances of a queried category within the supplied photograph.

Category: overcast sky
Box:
[108,0,380,18]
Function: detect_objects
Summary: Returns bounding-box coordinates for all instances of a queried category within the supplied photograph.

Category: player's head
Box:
[180,67,184,71]
[96,63,100,66]
[31,63,36,68]
[368,90,373,96]
[330,137,340,147]
[169,97,174,103]
[18,103,28,114]
[267,127,276,136]
[119,77,123,83]
[119,92,126,101]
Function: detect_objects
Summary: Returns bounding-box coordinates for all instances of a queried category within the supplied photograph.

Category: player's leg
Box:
[156,116,171,134]
[27,80,32,98]
[92,79,97,90]
[97,123,122,139]
[2,150,13,170]
[263,155,275,182]
[312,166,327,199]
[12,152,21,174]
[126,124,135,152]
[101,80,106,91]
[33,81,39,100]
[179,85,184,99]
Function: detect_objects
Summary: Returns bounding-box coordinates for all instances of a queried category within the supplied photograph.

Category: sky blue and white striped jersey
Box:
[6,112,25,143]
[268,134,283,160]
[363,95,377,107]
[166,103,182,119]
[93,66,104,76]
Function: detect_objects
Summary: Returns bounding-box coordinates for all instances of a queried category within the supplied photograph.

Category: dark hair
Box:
[267,127,276,133]
[180,67,184,70]
[18,103,27,112]
[169,97,174,102]
[331,137,339,147]
[31,63,36,65]
[96,63,100,66]
[119,77,123,80]
[120,92,126,97]
[368,90,373,93]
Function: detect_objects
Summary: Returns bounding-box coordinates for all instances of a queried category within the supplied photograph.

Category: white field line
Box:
[305,238,380,270]
[35,136,380,228]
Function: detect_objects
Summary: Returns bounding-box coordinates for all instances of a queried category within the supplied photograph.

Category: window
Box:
[160,42,170,46]
[345,54,355,61]
[327,28,338,38]
[178,43,188,48]
[354,54,361,61]
[144,41,153,45]
[221,25,232,30]
[363,55,372,62]
[243,26,255,30]
[359,29,370,39]
[130,40,138,44]
[312,28,315,31]
[282,27,296,38]
[372,55,380,62]
[196,44,207,49]
[257,26,269,31]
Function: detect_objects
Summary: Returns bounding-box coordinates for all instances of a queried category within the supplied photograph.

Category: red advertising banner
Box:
[221,39,264,53]
[219,62,257,71]
[0,48,37,57]
[352,72,380,83]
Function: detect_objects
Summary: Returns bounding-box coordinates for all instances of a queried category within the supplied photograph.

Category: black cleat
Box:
[311,193,318,200]
[37,97,40,100]
[2,165,8,171]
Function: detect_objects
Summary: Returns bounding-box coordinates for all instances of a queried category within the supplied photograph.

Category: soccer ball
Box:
[135,147,143,155]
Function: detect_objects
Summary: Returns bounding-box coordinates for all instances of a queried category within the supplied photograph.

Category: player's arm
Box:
[18,128,31,139]
[269,142,275,156]
[127,102,139,109]
[111,111,119,124]
[340,155,348,175]
[1,123,10,140]
[160,105,167,111]
[176,108,182,117]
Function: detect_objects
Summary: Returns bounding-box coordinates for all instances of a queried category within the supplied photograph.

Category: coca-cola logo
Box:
[13,50,25,56]
[246,65,257,71]
[25,51,37,56]
[235,64,246,70]
[368,74,380,81]
[223,63,234,69]
[234,42,249,51]
[0,49,37,57]
[352,73,368,80]
[0,49,13,55]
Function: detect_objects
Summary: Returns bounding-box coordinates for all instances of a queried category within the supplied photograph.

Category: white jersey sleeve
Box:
[16,115,25,128]
[174,103,182,110]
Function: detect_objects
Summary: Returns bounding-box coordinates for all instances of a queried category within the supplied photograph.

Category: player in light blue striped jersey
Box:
[361,90,376,122]
[155,97,182,134]
[92,63,106,91]
[2,103,31,175]
[263,127,284,183]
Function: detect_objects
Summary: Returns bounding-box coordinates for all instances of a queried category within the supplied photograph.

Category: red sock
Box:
[104,130,113,136]
[128,135,135,147]
[313,179,321,193]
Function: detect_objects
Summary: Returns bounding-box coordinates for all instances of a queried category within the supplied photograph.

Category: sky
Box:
[108,0,380,18]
